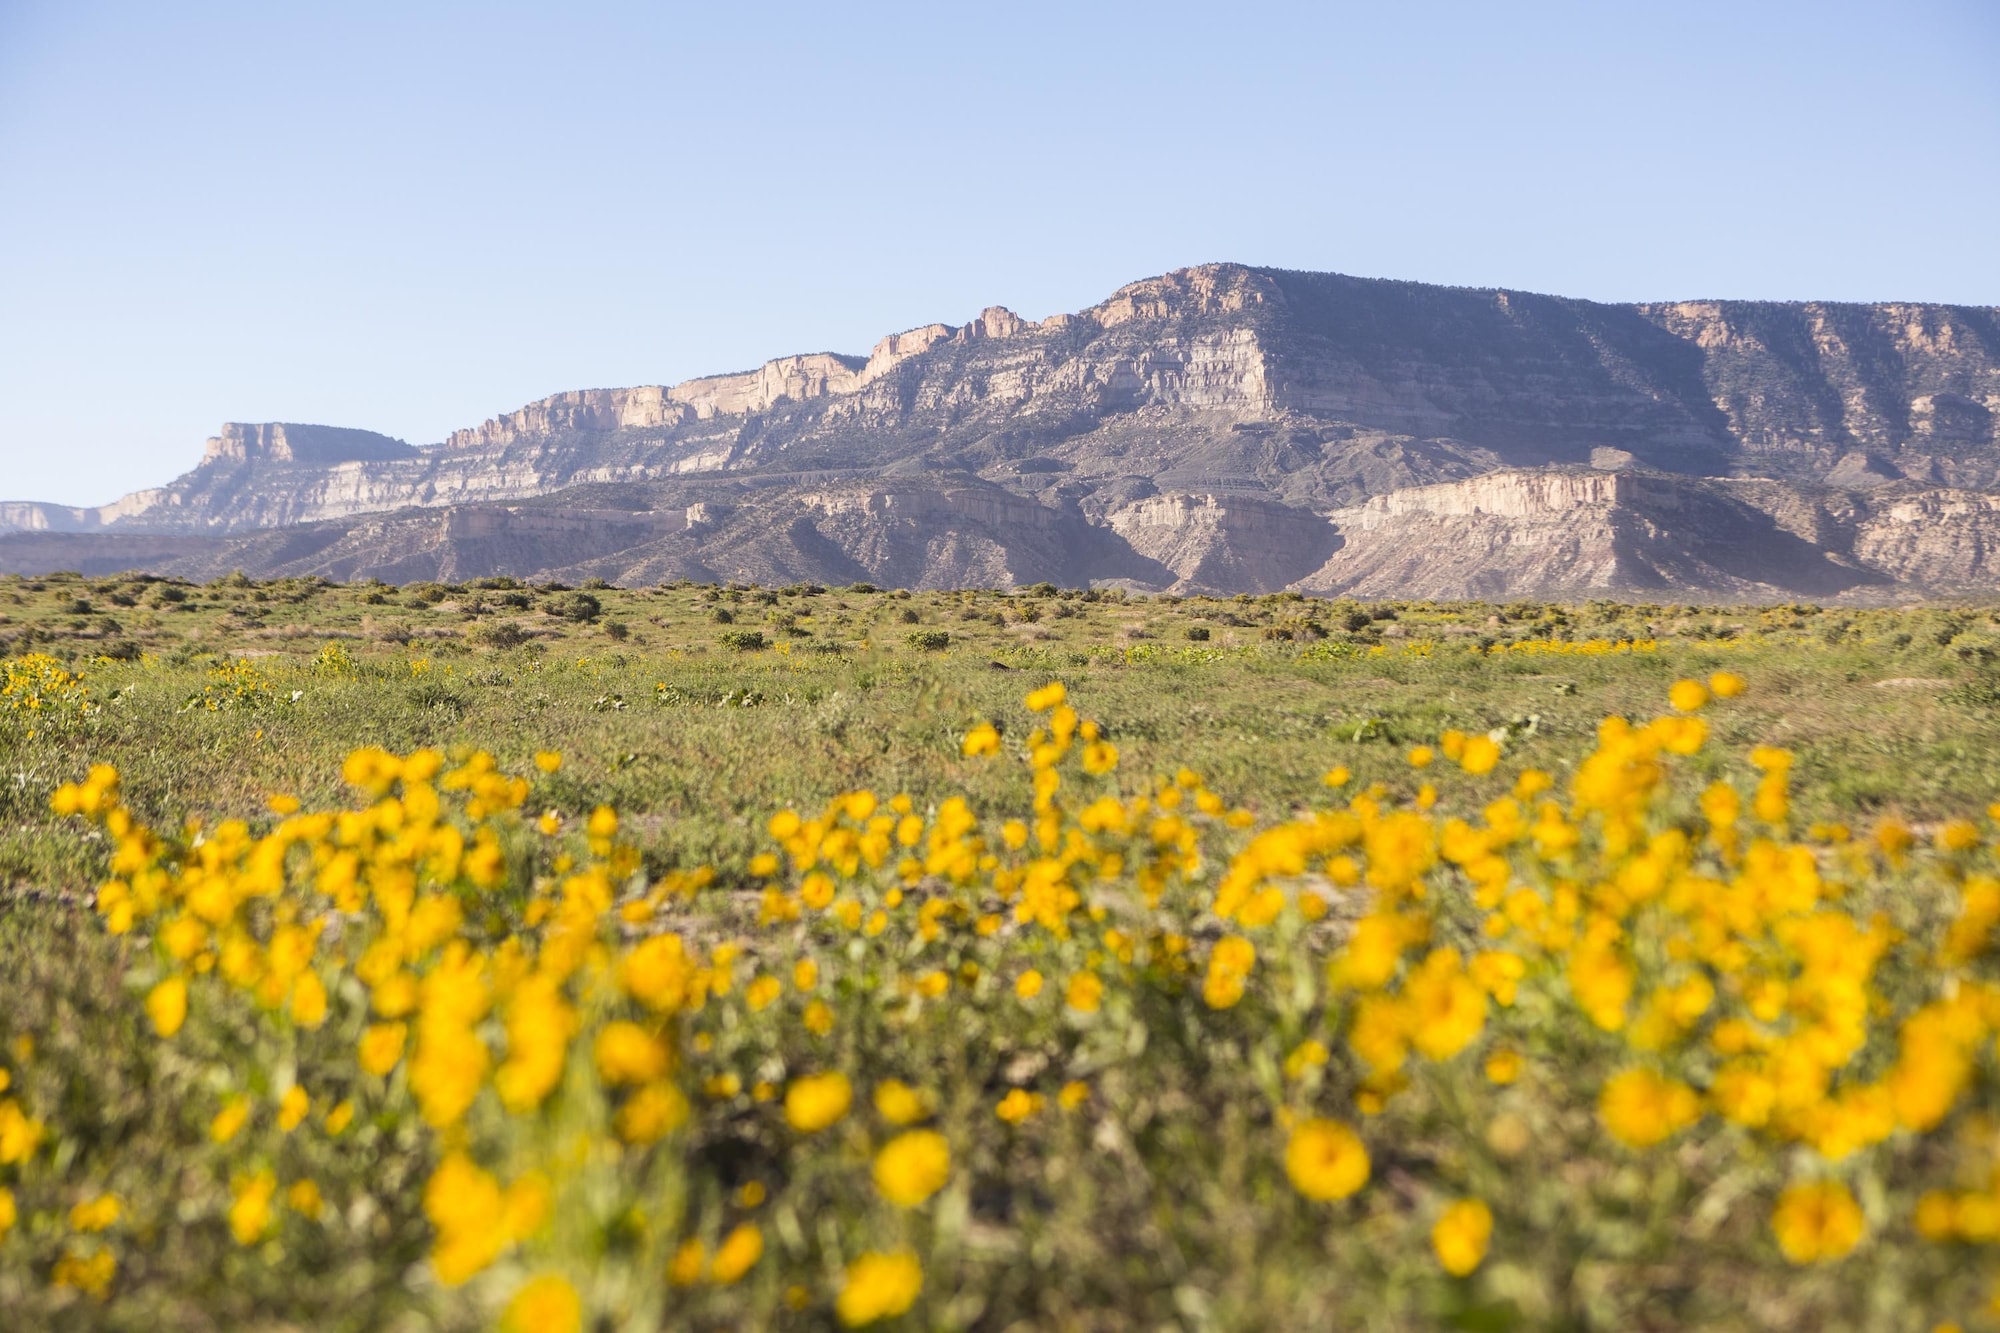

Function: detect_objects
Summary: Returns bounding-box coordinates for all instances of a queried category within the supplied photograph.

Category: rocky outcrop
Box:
[200,423,414,466]
[1285,469,2000,600]
[0,502,102,533]
[7,262,2000,598]
[1108,493,1338,593]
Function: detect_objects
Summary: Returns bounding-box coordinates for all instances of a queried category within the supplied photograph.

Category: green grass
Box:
[4,572,2000,1328]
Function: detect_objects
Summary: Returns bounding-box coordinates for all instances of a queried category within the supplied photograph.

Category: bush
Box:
[719,629,768,651]
[473,622,529,649]
[1185,625,1211,641]
[544,592,602,623]
[905,630,951,651]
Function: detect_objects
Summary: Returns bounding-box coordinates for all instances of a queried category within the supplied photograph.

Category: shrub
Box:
[473,622,529,649]
[544,592,602,623]
[719,629,768,651]
[905,630,951,651]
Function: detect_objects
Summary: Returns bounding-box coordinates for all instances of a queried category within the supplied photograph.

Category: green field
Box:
[3,571,2000,1330]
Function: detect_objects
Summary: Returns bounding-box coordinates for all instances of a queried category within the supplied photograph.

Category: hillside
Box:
[6,263,1999,598]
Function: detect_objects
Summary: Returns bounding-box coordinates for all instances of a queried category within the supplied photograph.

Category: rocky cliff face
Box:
[7,263,2000,598]
[199,423,415,467]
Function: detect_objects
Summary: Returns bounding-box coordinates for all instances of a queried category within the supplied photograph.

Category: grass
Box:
[1,572,1999,1329]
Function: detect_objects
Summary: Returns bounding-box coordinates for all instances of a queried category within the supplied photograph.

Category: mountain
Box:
[6,263,1999,599]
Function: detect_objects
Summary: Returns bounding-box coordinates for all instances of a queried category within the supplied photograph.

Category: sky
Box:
[1,1,1997,506]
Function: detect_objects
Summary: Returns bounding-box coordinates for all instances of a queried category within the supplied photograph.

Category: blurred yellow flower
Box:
[614,1082,689,1145]
[1772,1180,1865,1264]
[873,1129,951,1207]
[146,975,187,1037]
[286,1179,324,1220]
[502,1273,581,1333]
[209,1096,250,1144]
[1598,1068,1701,1148]
[1065,972,1103,1013]
[230,1170,276,1245]
[1431,1198,1493,1275]
[1284,1118,1370,1201]
[837,1249,923,1327]
[669,1238,706,1286]
[873,1079,934,1126]
[69,1193,121,1232]
[594,1022,669,1086]
[784,1071,853,1133]
[711,1222,764,1284]
[358,1022,407,1076]
[1668,679,1709,712]
[1483,1049,1523,1085]
[1024,682,1066,712]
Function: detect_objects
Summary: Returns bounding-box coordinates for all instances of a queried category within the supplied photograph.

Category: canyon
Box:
[5,263,1999,599]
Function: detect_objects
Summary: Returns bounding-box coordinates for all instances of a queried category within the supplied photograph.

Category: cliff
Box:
[6,263,2000,598]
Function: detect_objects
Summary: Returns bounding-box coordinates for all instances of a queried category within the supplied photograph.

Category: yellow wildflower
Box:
[146,976,188,1037]
[209,1097,250,1144]
[594,1022,670,1085]
[1598,1068,1701,1148]
[503,1273,582,1333]
[837,1250,924,1327]
[1284,1118,1370,1201]
[69,1193,121,1232]
[1771,1180,1865,1264]
[615,1082,689,1145]
[1431,1198,1493,1275]
[710,1223,764,1284]
[359,1022,407,1076]
[873,1129,951,1207]
[230,1170,277,1245]
[784,1071,853,1133]
[873,1079,934,1126]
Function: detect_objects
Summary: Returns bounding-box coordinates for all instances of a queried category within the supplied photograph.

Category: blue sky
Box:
[2,0,1997,506]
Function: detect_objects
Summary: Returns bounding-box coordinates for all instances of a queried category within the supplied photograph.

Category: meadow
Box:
[3,570,2000,1330]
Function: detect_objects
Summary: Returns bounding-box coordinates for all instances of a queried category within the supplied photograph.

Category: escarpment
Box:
[7,263,2000,598]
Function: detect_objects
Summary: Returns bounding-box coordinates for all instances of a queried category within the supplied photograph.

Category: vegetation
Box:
[3,572,2000,1329]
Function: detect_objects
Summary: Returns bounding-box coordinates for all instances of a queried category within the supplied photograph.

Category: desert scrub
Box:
[3,582,2000,1325]
[0,668,1996,1330]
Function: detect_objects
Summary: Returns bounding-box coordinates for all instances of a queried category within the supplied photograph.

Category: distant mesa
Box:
[4,262,1999,600]
[200,422,416,467]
